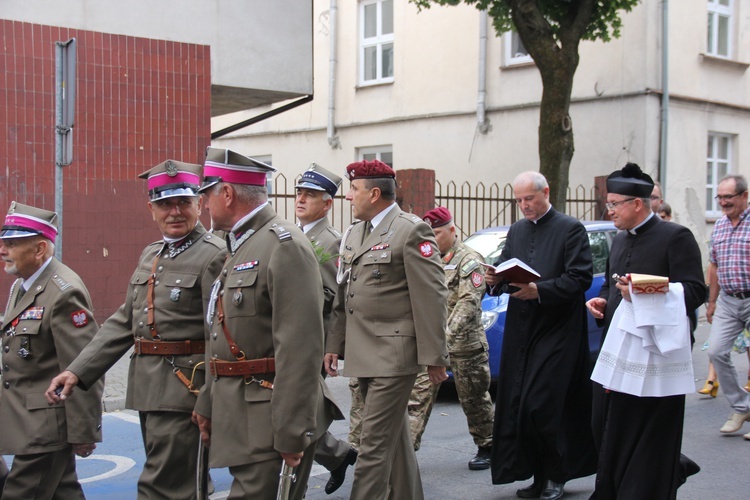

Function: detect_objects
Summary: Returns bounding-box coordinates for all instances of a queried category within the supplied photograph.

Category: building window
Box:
[707,0,732,58]
[706,133,733,216]
[360,0,394,85]
[358,146,393,167]
[254,155,274,194]
[504,31,532,66]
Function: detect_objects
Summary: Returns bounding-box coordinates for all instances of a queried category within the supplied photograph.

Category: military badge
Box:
[19,307,44,320]
[418,241,433,257]
[18,337,30,358]
[471,272,484,288]
[370,244,389,251]
[71,310,89,327]
[233,261,259,272]
[166,160,178,177]
[170,287,181,301]
[232,289,243,306]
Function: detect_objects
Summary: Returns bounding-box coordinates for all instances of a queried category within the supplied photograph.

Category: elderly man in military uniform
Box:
[407,207,494,469]
[46,160,226,499]
[192,147,339,499]
[0,202,103,499]
[295,163,359,494]
[324,160,449,500]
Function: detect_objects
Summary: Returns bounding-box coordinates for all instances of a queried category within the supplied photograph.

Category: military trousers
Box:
[226,438,318,500]
[352,374,423,500]
[138,410,200,500]
[2,447,83,500]
[408,348,494,450]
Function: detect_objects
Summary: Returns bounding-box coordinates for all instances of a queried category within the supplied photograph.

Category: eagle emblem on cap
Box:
[166,161,178,177]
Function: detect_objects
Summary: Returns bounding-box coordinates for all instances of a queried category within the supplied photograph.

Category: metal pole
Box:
[54,42,64,260]
[659,0,669,191]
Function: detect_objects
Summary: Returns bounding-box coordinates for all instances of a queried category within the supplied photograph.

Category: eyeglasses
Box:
[714,192,745,202]
[605,198,637,210]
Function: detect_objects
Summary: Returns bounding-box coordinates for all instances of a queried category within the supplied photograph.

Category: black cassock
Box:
[489,208,597,485]
[592,215,706,500]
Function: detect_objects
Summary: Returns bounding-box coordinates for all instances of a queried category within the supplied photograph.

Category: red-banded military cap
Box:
[1,201,58,241]
[138,160,202,201]
[296,163,342,197]
[423,207,453,228]
[200,147,276,192]
[345,159,396,181]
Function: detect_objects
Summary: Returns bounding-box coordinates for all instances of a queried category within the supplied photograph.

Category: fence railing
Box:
[270,174,602,239]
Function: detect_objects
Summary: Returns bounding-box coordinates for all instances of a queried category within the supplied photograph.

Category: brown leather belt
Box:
[133,338,206,356]
[209,357,275,377]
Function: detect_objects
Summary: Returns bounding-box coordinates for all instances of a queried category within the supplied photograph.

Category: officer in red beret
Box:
[407,207,494,470]
[325,160,449,499]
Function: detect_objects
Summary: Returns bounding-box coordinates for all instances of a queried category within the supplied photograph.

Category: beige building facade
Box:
[212,0,750,252]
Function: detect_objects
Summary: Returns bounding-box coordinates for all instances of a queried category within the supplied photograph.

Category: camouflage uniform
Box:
[408,240,494,451]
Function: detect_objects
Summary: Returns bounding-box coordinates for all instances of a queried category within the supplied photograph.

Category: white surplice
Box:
[591,282,695,397]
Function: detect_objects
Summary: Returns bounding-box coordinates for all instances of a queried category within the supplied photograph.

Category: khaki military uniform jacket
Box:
[195,204,339,468]
[68,223,226,413]
[443,241,488,354]
[328,207,449,377]
[306,218,342,337]
[0,259,103,454]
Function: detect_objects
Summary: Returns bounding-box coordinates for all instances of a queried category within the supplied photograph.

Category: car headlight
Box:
[481,310,498,331]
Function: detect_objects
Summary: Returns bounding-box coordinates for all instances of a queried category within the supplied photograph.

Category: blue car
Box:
[464,221,617,380]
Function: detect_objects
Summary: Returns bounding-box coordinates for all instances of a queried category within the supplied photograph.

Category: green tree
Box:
[411,0,640,211]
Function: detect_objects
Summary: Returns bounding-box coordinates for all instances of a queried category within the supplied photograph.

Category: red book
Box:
[481,258,540,284]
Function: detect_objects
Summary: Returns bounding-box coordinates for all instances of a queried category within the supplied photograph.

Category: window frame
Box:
[707,0,733,59]
[359,0,394,86]
[503,31,533,67]
[358,145,393,167]
[706,132,734,217]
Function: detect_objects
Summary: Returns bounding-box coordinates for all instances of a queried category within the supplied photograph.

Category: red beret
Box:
[423,207,453,228]
[345,160,396,181]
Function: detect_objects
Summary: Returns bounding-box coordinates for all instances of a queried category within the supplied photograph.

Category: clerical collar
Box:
[301,217,326,234]
[531,205,553,224]
[369,202,398,233]
[231,202,269,234]
[629,212,655,235]
[21,256,53,292]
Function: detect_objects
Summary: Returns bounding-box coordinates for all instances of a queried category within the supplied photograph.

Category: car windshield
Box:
[465,231,508,264]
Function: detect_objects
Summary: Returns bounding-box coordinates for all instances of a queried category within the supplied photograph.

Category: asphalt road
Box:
[3,323,749,498]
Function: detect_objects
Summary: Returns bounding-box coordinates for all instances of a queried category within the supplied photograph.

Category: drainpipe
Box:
[327,0,341,148]
[659,0,669,189]
[477,10,490,134]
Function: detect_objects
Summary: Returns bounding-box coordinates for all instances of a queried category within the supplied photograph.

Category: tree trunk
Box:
[538,60,576,213]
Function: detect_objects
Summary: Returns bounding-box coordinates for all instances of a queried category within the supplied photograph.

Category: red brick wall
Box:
[397,168,436,218]
[0,20,212,319]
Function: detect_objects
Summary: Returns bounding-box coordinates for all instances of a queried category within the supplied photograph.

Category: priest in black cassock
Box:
[485,171,597,500]
[586,163,705,499]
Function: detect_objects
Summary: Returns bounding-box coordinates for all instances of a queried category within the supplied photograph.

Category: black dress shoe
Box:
[678,453,700,486]
[468,446,491,470]
[516,477,545,498]
[325,447,358,495]
[540,480,565,500]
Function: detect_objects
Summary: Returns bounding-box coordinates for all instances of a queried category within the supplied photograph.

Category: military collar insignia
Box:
[233,261,259,272]
[229,230,255,254]
[167,237,194,259]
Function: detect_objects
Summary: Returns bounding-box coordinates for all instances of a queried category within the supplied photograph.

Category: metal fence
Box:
[269,173,602,239]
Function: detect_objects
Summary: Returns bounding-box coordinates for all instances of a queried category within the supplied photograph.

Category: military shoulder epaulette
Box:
[51,274,74,292]
[270,223,293,242]
[397,212,422,225]
[202,233,226,249]
[325,226,342,239]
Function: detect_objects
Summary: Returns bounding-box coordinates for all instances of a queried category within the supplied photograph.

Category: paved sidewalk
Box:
[102,349,131,412]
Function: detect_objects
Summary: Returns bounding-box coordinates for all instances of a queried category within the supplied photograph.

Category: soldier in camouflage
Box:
[407,207,494,470]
